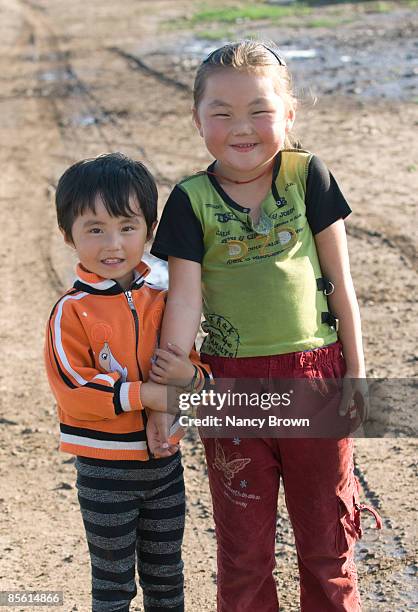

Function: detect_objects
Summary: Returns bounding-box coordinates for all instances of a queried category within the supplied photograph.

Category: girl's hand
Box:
[150,343,195,387]
[146,411,179,458]
[338,375,369,429]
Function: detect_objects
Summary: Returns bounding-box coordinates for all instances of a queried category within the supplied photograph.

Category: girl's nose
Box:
[231,119,254,136]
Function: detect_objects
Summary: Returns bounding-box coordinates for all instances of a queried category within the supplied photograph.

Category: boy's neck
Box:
[117,270,135,291]
[77,263,136,291]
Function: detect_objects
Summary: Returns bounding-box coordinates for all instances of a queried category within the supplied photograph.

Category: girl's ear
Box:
[192,107,203,137]
[286,107,296,133]
[60,227,75,248]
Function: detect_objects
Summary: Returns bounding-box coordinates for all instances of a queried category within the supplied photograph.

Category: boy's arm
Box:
[45,302,172,420]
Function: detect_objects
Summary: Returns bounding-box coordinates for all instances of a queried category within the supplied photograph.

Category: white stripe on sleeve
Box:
[119,382,132,412]
[54,293,89,386]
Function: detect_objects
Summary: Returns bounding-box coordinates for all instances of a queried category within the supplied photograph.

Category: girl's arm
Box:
[159,257,202,352]
[146,257,202,457]
[314,219,365,377]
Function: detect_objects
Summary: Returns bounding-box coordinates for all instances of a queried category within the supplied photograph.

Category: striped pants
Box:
[75,453,185,612]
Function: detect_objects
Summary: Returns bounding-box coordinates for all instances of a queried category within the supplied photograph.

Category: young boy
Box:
[44,153,207,612]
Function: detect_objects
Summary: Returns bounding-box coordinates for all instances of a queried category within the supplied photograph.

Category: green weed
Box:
[195,29,235,41]
[305,17,353,27]
[189,3,311,25]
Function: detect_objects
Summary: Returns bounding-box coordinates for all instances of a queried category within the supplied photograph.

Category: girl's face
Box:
[194,67,295,180]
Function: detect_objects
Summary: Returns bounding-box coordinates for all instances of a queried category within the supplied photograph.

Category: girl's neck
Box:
[215,170,273,211]
[213,160,274,185]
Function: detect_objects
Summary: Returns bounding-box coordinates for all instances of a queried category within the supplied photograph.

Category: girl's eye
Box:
[213,113,230,118]
[253,110,270,115]
[88,228,102,234]
[122,225,135,232]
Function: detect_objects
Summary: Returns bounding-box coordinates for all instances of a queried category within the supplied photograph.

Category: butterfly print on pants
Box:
[212,439,251,486]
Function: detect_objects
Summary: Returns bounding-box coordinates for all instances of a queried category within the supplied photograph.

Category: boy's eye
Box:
[253,110,271,115]
[122,225,136,232]
[88,227,102,234]
[213,113,230,117]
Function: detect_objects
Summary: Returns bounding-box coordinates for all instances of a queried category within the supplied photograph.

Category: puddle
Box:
[281,47,316,60]
[57,114,99,127]
[357,528,417,611]
[72,114,97,126]
[176,8,418,102]
[38,69,72,82]
[274,500,416,609]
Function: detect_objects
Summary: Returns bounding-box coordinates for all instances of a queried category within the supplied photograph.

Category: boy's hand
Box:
[140,381,179,415]
[146,411,179,458]
[150,343,195,387]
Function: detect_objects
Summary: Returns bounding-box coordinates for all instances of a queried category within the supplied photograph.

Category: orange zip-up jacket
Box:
[45,261,209,461]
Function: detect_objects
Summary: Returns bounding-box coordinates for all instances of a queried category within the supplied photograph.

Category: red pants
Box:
[201,343,380,612]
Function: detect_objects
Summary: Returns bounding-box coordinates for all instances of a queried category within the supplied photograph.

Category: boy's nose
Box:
[104,233,123,249]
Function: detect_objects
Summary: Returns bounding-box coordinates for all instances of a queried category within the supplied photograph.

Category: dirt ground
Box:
[0,0,417,610]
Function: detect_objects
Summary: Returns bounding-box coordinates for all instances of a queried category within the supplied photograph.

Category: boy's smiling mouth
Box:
[101,258,125,265]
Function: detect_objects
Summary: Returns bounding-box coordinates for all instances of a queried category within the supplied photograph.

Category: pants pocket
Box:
[336,478,363,556]
[336,477,383,556]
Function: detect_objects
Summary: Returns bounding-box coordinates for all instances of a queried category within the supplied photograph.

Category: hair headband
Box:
[202,43,287,67]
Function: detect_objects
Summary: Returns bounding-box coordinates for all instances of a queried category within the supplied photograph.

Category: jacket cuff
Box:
[114,381,143,414]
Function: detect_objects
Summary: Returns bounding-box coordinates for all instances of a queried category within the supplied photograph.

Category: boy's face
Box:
[66,195,149,290]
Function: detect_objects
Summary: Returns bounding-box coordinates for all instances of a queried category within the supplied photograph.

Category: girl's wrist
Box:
[181,365,204,392]
[344,367,366,378]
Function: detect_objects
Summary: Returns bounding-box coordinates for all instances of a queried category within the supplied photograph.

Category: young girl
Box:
[150,41,381,611]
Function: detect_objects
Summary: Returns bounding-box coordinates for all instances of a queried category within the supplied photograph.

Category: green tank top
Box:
[179,150,338,358]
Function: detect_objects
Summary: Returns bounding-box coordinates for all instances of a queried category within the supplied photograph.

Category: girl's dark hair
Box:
[56,153,158,240]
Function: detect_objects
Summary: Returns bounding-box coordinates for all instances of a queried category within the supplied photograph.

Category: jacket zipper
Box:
[125,290,143,380]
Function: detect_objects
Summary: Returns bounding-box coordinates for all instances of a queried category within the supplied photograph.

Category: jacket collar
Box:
[73,261,151,295]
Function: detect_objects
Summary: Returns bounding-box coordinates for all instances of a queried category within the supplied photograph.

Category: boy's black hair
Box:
[56,153,158,240]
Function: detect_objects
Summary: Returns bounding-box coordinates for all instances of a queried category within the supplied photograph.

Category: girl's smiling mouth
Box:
[230,143,258,152]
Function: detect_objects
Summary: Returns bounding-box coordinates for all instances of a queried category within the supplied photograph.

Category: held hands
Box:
[146,411,183,458]
[145,343,195,457]
[149,343,195,387]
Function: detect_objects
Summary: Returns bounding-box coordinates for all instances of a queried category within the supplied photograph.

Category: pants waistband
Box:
[202,341,343,369]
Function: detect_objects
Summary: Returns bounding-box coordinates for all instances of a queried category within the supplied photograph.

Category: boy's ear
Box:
[192,107,203,137]
[147,220,158,241]
[60,227,75,248]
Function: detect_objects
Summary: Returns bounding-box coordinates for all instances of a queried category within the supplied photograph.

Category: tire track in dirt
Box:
[109,47,192,95]
[11,0,165,299]
[346,224,417,273]
[2,3,219,609]
[15,0,134,153]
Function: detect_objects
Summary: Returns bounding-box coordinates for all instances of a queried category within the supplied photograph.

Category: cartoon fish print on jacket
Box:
[98,342,128,382]
[213,439,251,485]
